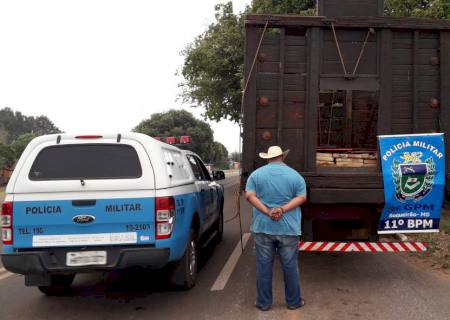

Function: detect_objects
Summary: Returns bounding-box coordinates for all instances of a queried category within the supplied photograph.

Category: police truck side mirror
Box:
[213,170,225,181]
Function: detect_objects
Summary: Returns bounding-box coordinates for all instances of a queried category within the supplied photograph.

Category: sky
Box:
[0,0,251,153]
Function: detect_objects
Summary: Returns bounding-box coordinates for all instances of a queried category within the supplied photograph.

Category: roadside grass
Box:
[409,209,450,270]
[0,186,4,202]
[440,211,450,234]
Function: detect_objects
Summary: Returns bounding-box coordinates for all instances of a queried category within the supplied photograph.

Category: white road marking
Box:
[210,233,251,291]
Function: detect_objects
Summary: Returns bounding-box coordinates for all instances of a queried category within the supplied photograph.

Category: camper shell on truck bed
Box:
[241,0,450,240]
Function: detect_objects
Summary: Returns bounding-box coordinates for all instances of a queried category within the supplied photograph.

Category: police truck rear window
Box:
[29,144,142,180]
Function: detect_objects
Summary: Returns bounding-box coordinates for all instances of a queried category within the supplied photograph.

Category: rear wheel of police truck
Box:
[37,274,75,296]
[169,229,197,289]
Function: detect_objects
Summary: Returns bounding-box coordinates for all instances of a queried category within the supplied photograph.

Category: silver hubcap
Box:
[188,240,197,277]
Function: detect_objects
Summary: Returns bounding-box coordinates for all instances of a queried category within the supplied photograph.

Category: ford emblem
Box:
[73,215,95,224]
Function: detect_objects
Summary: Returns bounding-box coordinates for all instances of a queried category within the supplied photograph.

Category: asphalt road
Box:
[1,175,450,320]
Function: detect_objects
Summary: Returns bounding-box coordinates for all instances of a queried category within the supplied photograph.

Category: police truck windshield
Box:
[29,144,142,180]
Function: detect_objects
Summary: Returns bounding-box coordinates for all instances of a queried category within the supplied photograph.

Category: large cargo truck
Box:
[241,0,450,242]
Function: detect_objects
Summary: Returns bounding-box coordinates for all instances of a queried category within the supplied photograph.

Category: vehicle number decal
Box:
[126,224,151,232]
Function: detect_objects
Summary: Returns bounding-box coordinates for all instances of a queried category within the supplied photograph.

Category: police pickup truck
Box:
[1,133,225,295]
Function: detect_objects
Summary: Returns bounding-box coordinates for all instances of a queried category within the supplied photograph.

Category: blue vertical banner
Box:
[378,133,445,234]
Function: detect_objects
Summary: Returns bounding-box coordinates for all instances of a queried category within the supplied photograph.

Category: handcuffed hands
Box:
[269,207,283,221]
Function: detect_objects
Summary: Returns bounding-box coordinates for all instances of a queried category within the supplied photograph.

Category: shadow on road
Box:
[66,239,222,300]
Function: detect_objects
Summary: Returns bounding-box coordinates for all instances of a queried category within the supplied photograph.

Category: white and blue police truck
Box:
[0,133,225,295]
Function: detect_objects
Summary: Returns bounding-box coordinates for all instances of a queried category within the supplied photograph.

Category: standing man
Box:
[245,146,307,311]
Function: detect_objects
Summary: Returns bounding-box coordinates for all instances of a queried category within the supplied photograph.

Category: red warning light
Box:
[180,136,192,144]
[165,137,178,145]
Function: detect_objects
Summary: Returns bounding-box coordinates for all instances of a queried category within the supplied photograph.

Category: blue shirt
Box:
[245,162,307,236]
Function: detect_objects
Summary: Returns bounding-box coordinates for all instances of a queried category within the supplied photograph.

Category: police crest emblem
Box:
[391,152,435,202]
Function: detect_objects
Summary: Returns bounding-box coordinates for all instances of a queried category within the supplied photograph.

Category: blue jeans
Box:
[254,233,301,308]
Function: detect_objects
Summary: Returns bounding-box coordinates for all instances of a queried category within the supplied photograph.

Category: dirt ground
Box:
[404,209,450,276]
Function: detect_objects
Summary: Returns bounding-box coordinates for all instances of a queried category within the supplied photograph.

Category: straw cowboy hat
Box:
[259,146,290,159]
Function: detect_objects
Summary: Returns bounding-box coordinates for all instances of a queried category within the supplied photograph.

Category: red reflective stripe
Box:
[354,242,365,252]
[329,242,340,251]
[365,242,376,252]
[298,241,427,252]
[341,243,351,251]
[411,242,422,251]
[399,242,410,251]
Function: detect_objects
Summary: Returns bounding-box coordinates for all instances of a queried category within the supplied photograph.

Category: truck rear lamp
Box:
[2,229,12,243]
[2,201,12,216]
[156,223,173,238]
[1,215,11,228]
[75,135,103,139]
[1,201,13,245]
[156,210,174,222]
[155,196,176,240]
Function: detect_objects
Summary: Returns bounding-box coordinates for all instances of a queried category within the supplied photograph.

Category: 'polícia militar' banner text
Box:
[378,133,445,234]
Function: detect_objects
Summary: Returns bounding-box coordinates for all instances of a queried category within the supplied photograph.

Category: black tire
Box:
[215,201,224,243]
[37,274,75,296]
[169,229,198,289]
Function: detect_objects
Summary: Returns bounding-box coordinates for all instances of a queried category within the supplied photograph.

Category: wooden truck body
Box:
[241,0,450,240]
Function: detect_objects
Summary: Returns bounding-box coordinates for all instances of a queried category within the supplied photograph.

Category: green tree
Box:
[210,141,229,169]
[181,3,245,123]
[30,116,61,137]
[0,144,16,170]
[133,109,228,162]
[230,151,241,162]
[0,107,60,143]
[251,0,315,15]
[181,1,314,123]
[181,0,448,123]
[386,0,450,19]
[11,133,36,159]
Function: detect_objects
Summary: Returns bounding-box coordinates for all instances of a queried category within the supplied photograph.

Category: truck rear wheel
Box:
[37,274,75,296]
[169,229,197,289]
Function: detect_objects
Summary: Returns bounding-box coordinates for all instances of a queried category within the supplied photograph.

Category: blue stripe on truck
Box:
[12,197,156,248]
[7,194,200,262]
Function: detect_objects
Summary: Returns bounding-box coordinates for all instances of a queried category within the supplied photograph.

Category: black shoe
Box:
[255,304,271,312]
[287,299,305,310]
